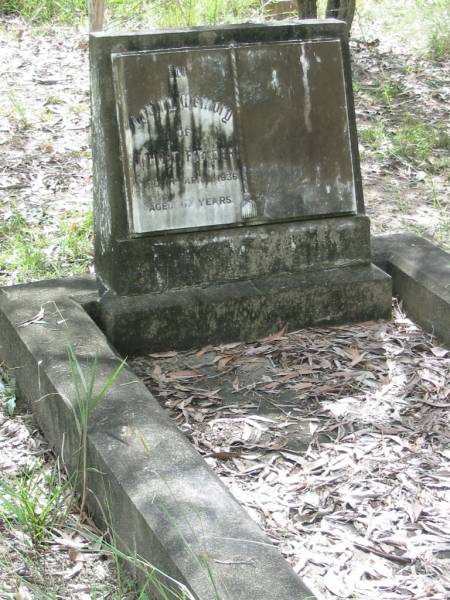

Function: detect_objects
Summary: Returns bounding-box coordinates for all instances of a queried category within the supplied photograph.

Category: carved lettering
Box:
[198,196,232,207]
[148,202,176,211]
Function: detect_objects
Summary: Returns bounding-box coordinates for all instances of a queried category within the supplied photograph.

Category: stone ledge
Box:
[0,278,314,600]
[96,263,392,354]
[372,233,450,347]
[105,215,372,296]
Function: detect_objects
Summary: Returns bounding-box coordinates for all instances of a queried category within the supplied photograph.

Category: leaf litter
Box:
[131,302,450,599]
[0,378,133,598]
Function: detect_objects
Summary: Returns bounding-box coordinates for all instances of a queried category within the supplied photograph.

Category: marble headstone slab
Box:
[112,39,356,234]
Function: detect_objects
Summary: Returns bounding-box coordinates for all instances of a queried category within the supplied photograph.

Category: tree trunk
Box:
[89,0,105,32]
[326,0,356,31]
[296,0,317,19]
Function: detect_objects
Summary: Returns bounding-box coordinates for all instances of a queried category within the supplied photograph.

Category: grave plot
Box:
[130,306,450,600]
[1,17,448,600]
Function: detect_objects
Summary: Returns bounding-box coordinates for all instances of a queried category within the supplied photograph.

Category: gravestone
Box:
[90,20,391,353]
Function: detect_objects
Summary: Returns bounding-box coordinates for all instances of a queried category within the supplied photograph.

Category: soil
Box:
[0,19,91,238]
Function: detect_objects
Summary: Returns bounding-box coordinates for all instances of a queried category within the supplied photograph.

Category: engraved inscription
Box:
[113,58,245,233]
[112,40,357,234]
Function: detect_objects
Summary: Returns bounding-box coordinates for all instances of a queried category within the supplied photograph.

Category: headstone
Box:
[112,39,355,233]
[90,21,391,353]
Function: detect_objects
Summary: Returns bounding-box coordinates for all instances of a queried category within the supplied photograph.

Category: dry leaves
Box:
[0,392,121,598]
[132,302,450,599]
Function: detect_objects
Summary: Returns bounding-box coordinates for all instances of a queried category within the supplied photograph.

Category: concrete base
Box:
[94,263,392,354]
[97,215,372,296]
[373,233,450,347]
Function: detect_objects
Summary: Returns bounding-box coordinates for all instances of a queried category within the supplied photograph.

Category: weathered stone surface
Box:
[96,264,392,354]
[100,215,371,295]
[373,233,450,346]
[90,21,391,342]
[0,278,314,599]
[112,38,355,233]
[90,20,365,291]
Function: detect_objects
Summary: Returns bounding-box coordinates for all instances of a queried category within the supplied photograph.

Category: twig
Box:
[353,541,414,564]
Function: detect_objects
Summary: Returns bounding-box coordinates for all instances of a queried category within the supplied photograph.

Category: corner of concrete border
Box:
[372,233,450,347]
[0,275,314,600]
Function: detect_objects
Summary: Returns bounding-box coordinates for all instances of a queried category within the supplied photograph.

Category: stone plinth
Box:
[90,21,391,350]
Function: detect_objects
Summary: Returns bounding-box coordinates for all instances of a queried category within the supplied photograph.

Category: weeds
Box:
[430,184,443,209]
[416,0,450,59]
[0,467,69,544]
[105,530,196,599]
[152,0,258,28]
[363,80,406,110]
[0,345,195,599]
[392,119,449,162]
[0,0,260,26]
[0,209,93,285]
[7,91,29,130]
[65,341,126,514]
[0,0,87,23]
[360,118,450,167]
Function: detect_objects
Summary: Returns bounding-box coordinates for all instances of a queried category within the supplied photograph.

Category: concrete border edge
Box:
[0,278,314,600]
[372,233,450,347]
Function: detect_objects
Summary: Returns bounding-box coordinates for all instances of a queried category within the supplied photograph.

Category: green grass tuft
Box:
[0,209,93,285]
[0,467,70,544]
[152,0,259,28]
[392,119,450,162]
[360,118,450,167]
[65,341,126,514]
[0,0,87,23]
[0,0,259,26]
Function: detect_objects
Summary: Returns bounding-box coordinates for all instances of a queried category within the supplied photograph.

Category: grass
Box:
[360,118,450,166]
[104,526,197,599]
[151,0,259,28]
[6,91,29,130]
[418,0,450,59]
[0,366,16,416]
[0,0,260,26]
[62,346,217,598]
[0,347,197,599]
[392,120,450,162]
[356,80,406,111]
[0,209,93,285]
[65,340,126,514]
[1,0,449,59]
[0,0,87,22]
[0,466,70,545]
[355,0,450,59]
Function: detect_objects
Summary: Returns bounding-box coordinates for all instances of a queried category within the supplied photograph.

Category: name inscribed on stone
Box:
[112,41,356,234]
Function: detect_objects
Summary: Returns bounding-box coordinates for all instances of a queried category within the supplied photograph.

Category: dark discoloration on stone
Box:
[102,215,371,296]
[96,264,392,355]
[90,20,365,287]
[112,38,356,233]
